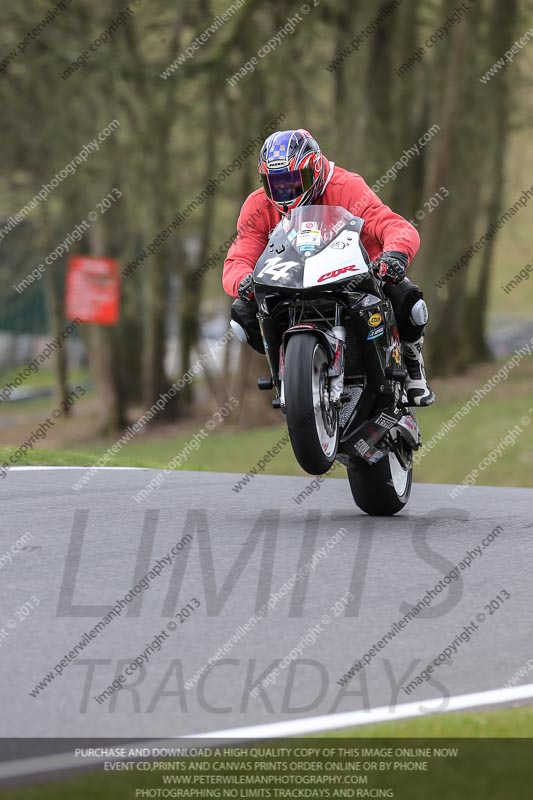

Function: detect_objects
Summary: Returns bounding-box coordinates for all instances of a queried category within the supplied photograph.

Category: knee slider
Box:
[230,300,264,354]
[410,298,428,326]
[230,319,248,343]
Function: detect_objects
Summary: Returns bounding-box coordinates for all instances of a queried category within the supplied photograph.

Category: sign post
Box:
[65,256,120,324]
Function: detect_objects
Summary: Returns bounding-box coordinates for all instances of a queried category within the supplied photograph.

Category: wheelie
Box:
[223,129,435,516]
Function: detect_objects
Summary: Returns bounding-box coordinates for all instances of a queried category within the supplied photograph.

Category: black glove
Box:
[373,251,408,285]
[237,274,255,302]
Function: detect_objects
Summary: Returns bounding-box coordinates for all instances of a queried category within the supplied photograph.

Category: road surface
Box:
[0,467,531,744]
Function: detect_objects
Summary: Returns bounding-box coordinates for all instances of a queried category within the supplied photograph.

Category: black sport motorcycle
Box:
[252,205,420,516]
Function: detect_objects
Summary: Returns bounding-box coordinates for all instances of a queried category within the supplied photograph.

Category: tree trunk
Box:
[467,0,519,359]
[179,56,218,409]
[361,1,395,180]
[44,268,69,415]
[391,0,426,218]
[87,220,127,434]
[411,0,488,374]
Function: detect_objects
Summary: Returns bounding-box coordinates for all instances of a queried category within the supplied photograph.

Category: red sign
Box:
[66,256,120,324]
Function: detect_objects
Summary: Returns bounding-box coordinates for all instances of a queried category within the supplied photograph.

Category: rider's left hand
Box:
[373,251,409,284]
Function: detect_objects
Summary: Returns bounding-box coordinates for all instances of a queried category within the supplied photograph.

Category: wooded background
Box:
[1,0,532,434]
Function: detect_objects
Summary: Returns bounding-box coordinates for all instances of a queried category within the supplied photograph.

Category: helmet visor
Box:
[261,168,314,204]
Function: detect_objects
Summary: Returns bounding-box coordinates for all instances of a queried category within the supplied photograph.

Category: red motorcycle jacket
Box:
[222,162,420,298]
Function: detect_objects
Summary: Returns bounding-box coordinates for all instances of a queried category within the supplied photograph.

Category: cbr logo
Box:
[317,265,357,283]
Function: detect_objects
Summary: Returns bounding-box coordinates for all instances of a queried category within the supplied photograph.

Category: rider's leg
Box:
[230,298,265,354]
[383,279,435,407]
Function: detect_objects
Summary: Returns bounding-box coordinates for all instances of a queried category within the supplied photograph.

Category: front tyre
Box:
[284,335,339,475]
[347,444,412,516]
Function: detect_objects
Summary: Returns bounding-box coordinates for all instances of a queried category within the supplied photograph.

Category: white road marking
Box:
[8,466,145,471]
[1,683,532,781]
[195,682,533,738]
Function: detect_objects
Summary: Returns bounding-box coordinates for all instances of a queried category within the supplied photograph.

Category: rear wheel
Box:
[347,435,412,516]
[284,334,339,475]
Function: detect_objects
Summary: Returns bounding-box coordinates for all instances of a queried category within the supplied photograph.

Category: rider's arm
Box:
[223,191,273,297]
[341,174,420,264]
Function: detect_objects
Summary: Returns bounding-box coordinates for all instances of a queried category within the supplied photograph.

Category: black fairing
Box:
[254,216,370,296]
[253,205,407,468]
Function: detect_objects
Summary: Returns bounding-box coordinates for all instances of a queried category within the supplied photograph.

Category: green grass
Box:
[411,388,533,489]
[0,447,158,471]
[2,350,532,490]
[333,705,533,737]
[89,387,532,488]
[81,423,305,474]
[0,365,89,393]
[1,707,532,800]
[4,393,533,489]
[70,354,533,488]
[488,126,533,319]
[0,367,90,416]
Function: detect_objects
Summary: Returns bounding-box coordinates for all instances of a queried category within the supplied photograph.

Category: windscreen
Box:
[280,205,357,255]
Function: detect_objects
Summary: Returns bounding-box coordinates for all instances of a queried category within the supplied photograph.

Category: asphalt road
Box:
[1,467,531,741]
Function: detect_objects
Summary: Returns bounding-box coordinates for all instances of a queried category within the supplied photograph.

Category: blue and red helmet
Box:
[258,129,328,214]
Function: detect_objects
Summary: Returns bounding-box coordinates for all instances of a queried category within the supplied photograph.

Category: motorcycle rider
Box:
[222,129,435,407]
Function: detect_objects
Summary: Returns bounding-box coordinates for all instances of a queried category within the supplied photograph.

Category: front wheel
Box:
[284,334,339,475]
[347,441,412,516]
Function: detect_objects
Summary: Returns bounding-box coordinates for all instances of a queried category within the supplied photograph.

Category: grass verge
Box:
[1,707,532,800]
[2,351,532,489]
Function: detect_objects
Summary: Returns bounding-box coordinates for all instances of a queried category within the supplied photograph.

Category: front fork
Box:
[328,304,346,406]
[277,303,346,410]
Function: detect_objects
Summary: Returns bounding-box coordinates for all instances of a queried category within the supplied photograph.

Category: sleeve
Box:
[342,175,420,264]
[222,193,271,297]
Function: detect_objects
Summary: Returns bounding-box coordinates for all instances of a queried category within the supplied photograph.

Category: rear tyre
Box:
[284,334,339,475]
[347,442,412,516]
